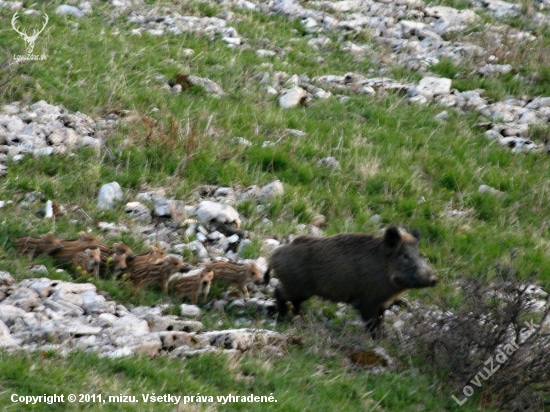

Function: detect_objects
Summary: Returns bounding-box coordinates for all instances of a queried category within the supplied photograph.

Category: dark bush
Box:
[395,252,550,410]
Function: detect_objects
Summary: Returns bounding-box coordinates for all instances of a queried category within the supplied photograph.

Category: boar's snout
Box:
[427,272,438,287]
[393,263,439,289]
[418,266,439,288]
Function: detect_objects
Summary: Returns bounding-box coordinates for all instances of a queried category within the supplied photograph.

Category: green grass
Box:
[1,0,549,410]
[0,348,489,411]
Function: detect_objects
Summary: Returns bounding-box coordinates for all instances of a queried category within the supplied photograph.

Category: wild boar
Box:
[14,234,64,258]
[51,232,100,263]
[264,226,438,339]
[71,247,101,279]
[171,270,214,304]
[99,242,135,279]
[204,261,262,299]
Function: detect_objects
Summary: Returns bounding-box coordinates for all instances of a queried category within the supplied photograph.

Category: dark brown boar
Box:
[264,226,438,339]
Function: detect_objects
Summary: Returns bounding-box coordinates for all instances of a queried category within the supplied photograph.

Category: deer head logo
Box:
[11,12,49,55]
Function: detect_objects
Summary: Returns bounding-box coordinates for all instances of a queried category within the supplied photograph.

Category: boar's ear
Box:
[384,227,402,249]
[412,229,421,241]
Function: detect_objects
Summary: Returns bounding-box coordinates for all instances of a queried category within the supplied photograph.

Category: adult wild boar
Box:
[264,226,438,339]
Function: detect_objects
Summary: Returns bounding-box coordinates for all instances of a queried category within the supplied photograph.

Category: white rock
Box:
[180,304,202,319]
[231,137,252,146]
[485,130,503,140]
[435,111,449,121]
[97,182,123,210]
[2,287,41,311]
[227,234,240,243]
[55,5,85,17]
[0,305,27,325]
[79,290,116,315]
[241,1,256,10]
[222,37,241,46]
[105,347,133,358]
[197,200,241,229]
[96,313,118,328]
[477,64,513,76]
[0,271,14,286]
[0,320,18,348]
[6,117,24,133]
[258,180,284,201]
[279,86,307,109]
[109,314,150,338]
[525,97,550,110]
[75,335,97,350]
[417,77,452,96]
[239,185,260,200]
[51,288,84,308]
[425,6,479,34]
[186,240,209,260]
[499,137,537,153]
[28,265,48,275]
[317,157,340,169]
[124,201,151,222]
[263,239,281,254]
[187,76,225,97]
[51,281,96,294]
[257,49,277,57]
[478,185,502,195]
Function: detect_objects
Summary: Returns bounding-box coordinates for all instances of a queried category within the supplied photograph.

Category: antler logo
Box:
[11,11,49,55]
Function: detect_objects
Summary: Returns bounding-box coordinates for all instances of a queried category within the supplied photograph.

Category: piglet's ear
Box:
[384,226,402,249]
[412,229,421,240]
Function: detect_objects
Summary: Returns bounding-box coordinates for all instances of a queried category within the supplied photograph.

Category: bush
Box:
[394,253,550,410]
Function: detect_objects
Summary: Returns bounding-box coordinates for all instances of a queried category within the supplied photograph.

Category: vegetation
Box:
[1,0,550,410]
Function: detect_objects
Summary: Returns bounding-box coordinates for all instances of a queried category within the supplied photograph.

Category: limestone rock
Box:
[279,86,307,109]
[97,182,124,210]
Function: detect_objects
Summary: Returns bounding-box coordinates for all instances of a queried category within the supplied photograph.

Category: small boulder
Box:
[97,182,123,210]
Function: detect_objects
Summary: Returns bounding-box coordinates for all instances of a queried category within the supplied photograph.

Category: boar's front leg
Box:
[355,300,384,340]
[275,286,307,317]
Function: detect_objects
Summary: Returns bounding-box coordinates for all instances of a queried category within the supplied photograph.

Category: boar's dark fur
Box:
[264,226,438,339]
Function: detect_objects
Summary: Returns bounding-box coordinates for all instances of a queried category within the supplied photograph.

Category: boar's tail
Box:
[263,266,272,286]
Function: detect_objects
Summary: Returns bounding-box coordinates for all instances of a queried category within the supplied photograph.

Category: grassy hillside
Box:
[1,0,550,410]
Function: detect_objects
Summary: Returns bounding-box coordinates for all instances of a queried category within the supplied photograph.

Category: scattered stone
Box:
[55,5,85,18]
[263,239,280,254]
[0,320,18,348]
[0,272,15,286]
[197,201,241,229]
[279,86,307,109]
[180,304,202,319]
[477,64,514,76]
[478,185,502,195]
[258,180,284,202]
[124,201,151,222]
[97,182,123,210]
[187,76,225,97]
[435,111,449,121]
[317,157,340,170]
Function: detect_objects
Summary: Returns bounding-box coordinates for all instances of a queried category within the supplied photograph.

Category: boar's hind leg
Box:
[356,302,384,340]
